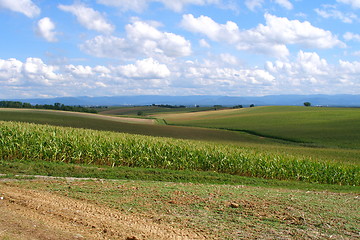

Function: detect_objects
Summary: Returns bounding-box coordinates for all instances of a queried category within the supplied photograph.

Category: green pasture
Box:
[99,106,217,116]
[0,109,268,144]
[160,106,360,149]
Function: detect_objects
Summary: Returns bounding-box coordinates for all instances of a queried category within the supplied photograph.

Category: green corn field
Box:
[0,121,359,185]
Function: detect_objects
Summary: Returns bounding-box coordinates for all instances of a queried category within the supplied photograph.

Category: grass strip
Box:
[1,159,359,193]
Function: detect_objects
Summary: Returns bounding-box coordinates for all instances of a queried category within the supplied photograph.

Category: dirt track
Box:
[0,183,206,240]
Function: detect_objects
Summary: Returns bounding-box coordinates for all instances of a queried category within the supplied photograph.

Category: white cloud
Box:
[339,60,360,73]
[22,58,61,85]
[315,7,358,23]
[343,32,360,41]
[36,17,58,42]
[0,58,23,85]
[97,0,223,12]
[352,51,360,56]
[181,14,240,43]
[245,0,292,11]
[93,65,111,75]
[219,53,239,65]
[273,0,293,10]
[81,20,191,60]
[116,58,171,79]
[199,39,210,48]
[245,0,264,11]
[263,51,360,93]
[0,0,40,18]
[295,51,329,75]
[97,0,148,12]
[337,0,360,9]
[181,13,344,58]
[266,51,329,76]
[178,59,275,92]
[65,65,93,78]
[252,14,344,49]
[161,0,220,12]
[0,58,62,86]
[58,3,114,34]
[2,54,360,98]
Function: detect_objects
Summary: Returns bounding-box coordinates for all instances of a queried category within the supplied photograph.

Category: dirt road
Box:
[0,183,206,240]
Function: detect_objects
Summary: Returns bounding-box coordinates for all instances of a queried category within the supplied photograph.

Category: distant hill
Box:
[4,94,360,107]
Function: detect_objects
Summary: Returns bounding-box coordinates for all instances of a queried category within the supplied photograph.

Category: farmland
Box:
[99,105,217,116]
[1,121,359,185]
[157,106,360,149]
[0,106,359,239]
[1,178,359,239]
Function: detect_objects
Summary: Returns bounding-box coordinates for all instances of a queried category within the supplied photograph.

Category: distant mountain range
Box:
[5,94,360,107]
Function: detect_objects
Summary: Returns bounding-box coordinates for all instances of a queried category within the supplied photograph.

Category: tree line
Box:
[0,101,98,113]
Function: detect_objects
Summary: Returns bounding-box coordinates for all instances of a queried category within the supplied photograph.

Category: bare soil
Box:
[0,183,206,240]
[1,177,358,240]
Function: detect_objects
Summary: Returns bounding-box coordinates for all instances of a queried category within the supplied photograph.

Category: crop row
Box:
[0,121,358,185]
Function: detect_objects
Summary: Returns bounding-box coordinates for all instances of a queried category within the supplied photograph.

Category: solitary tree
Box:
[304,102,311,107]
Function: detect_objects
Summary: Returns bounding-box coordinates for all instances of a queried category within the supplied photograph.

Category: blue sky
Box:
[0,0,360,99]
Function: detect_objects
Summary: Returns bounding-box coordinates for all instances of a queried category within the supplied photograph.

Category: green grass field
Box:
[0,108,268,144]
[159,106,360,149]
[99,105,217,116]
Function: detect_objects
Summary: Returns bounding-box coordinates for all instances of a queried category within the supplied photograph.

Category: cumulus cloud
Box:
[65,65,93,78]
[343,32,360,41]
[219,53,239,65]
[2,53,360,98]
[254,14,344,48]
[245,0,264,11]
[0,58,23,85]
[81,20,191,60]
[266,51,329,76]
[0,0,40,18]
[116,58,171,79]
[0,58,116,98]
[263,51,360,93]
[22,58,61,85]
[181,13,345,58]
[339,60,360,73]
[245,0,292,11]
[181,14,240,43]
[315,6,358,23]
[36,17,58,42]
[97,0,148,12]
[176,58,275,94]
[273,0,293,10]
[199,39,210,48]
[0,58,62,86]
[337,0,360,9]
[58,3,114,34]
[97,0,223,12]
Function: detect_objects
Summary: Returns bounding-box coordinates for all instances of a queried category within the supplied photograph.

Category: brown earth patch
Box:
[0,183,206,240]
